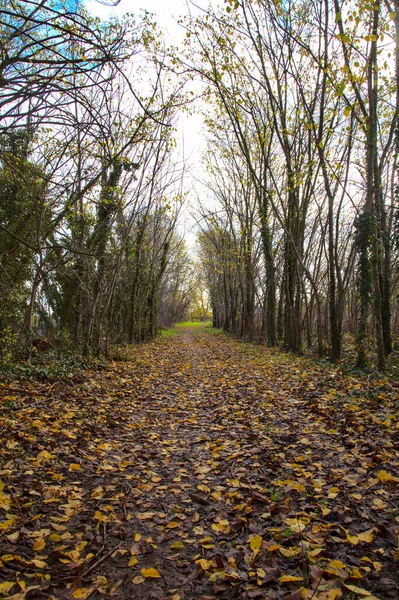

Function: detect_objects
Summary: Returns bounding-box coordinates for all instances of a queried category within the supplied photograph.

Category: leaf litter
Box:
[0,328,398,599]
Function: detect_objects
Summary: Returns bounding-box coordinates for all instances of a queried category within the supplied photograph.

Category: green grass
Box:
[206,326,224,335]
[175,320,208,328]
[160,327,178,337]
[161,321,223,337]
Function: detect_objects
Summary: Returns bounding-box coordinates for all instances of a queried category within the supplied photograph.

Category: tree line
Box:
[0,0,194,359]
[183,0,399,369]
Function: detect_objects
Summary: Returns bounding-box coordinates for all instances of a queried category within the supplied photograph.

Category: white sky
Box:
[85,0,212,247]
[86,0,203,42]
[84,0,209,159]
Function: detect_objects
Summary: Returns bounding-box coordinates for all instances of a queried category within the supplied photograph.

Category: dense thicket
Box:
[185,0,399,369]
[0,0,193,358]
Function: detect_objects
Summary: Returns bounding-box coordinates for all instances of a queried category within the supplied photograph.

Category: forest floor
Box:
[0,324,399,600]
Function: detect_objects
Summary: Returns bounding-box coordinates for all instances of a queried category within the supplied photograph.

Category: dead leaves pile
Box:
[0,329,398,599]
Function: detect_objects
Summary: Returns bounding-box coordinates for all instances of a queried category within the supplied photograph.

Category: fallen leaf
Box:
[73,589,95,599]
[377,470,399,483]
[141,567,161,579]
[279,575,304,582]
[249,534,262,557]
[0,582,15,595]
[196,558,213,570]
[33,538,45,551]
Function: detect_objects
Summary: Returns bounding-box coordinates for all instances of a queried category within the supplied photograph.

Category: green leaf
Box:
[344,105,351,117]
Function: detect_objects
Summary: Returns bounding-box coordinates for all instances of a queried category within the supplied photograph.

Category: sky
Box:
[86,0,203,43]
[84,0,208,158]
[85,0,211,246]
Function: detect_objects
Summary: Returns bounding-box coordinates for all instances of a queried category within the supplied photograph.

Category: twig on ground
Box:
[81,543,121,579]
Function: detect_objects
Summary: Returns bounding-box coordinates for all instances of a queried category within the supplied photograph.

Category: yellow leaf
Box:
[279,575,304,582]
[171,541,185,549]
[94,511,107,522]
[31,559,47,568]
[134,533,142,541]
[280,546,301,558]
[136,512,155,520]
[0,582,15,595]
[33,539,45,551]
[212,519,230,534]
[318,590,343,600]
[328,487,340,499]
[286,480,306,492]
[73,589,95,599]
[128,556,138,567]
[132,576,145,584]
[351,567,363,578]
[197,466,211,474]
[0,490,12,511]
[199,536,214,548]
[166,521,179,529]
[68,463,81,471]
[344,105,351,117]
[285,518,306,533]
[37,450,53,460]
[197,484,210,493]
[372,498,387,509]
[196,558,213,571]
[76,541,88,552]
[0,518,15,531]
[329,560,345,570]
[210,490,222,501]
[344,583,377,596]
[2,554,19,562]
[307,548,323,557]
[229,478,241,487]
[257,567,266,578]
[6,532,19,542]
[377,470,399,482]
[267,543,281,552]
[346,531,359,545]
[51,524,67,531]
[141,567,161,579]
[249,534,262,557]
[358,529,374,543]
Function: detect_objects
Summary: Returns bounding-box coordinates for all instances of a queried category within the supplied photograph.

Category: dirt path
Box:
[0,326,398,599]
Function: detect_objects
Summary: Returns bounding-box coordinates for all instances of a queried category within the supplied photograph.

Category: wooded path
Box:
[0,325,398,599]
